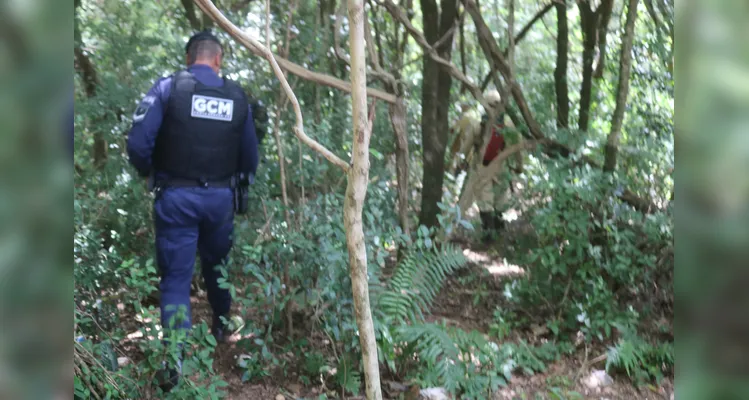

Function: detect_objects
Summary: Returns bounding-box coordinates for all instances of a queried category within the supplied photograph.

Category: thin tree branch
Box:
[264,0,271,47]
[432,11,464,51]
[508,0,515,77]
[194,0,395,104]
[333,1,397,83]
[655,0,673,38]
[368,0,387,68]
[194,0,352,171]
[379,0,490,110]
[463,0,544,139]
[477,2,554,91]
[334,0,352,65]
[514,3,554,44]
[268,0,293,227]
[459,139,549,213]
[181,0,202,30]
[364,10,398,86]
[397,0,413,67]
[644,0,670,39]
[459,9,467,93]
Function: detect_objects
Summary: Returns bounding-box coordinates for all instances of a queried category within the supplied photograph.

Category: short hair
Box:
[185,30,223,65]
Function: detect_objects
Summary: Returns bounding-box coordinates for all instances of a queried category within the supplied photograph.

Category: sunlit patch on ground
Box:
[463,248,525,277]
[462,248,491,263]
[502,207,520,222]
[485,262,524,276]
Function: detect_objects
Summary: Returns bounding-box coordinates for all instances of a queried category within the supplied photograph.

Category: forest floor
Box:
[113,205,670,399]
[179,214,674,400]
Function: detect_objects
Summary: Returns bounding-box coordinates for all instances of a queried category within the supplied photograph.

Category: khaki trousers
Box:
[458,159,509,214]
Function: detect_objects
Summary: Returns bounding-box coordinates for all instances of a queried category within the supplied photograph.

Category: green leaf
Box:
[459,220,474,230]
[369,148,384,160]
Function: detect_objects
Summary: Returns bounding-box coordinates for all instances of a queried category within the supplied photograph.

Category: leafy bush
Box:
[502,159,673,343]
[74,319,228,399]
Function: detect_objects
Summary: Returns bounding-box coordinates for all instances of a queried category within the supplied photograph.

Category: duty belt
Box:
[162,177,234,188]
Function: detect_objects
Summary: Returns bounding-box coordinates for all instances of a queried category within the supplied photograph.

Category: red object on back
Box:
[482,125,506,165]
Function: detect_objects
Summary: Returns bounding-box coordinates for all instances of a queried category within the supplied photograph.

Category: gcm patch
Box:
[191,95,234,122]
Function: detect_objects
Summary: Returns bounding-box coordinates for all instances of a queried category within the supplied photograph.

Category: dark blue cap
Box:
[185,30,223,54]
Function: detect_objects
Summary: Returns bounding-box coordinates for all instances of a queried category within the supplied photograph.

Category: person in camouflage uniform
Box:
[452,90,523,240]
[448,103,481,175]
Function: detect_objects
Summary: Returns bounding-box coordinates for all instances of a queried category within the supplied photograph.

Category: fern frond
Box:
[375,244,468,323]
[396,322,508,396]
[605,330,674,384]
[399,322,462,361]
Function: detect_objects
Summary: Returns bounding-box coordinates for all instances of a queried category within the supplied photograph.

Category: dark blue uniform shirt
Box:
[127,64,259,181]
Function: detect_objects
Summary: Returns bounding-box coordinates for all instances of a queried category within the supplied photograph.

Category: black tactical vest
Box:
[153,70,249,182]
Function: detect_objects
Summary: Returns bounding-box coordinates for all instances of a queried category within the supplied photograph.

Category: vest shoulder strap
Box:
[172,70,197,94]
[221,77,247,99]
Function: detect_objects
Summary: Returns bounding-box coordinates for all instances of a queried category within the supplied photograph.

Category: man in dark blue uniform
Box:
[127,30,259,390]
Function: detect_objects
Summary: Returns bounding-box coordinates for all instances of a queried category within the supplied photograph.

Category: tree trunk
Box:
[315,0,324,124]
[459,13,467,93]
[418,0,458,228]
[418,0,441,228]
[593,0,614,79]
[578,1,597,132]
[508,0,515,75]
[604,0,639,172]
[344,0,382,398]
[385,5,412,238]
[390,95,410,236]
[74,1,106,169]
[554,1,570,128]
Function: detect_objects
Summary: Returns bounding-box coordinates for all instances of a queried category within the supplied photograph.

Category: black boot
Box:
[156,364,180,393]
[492,212,505,232]
[211,314,229,344]
[156,344,182,393]
[479,211,495,243]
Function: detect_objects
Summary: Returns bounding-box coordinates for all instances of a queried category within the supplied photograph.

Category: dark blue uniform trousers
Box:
[153,186,234,331]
